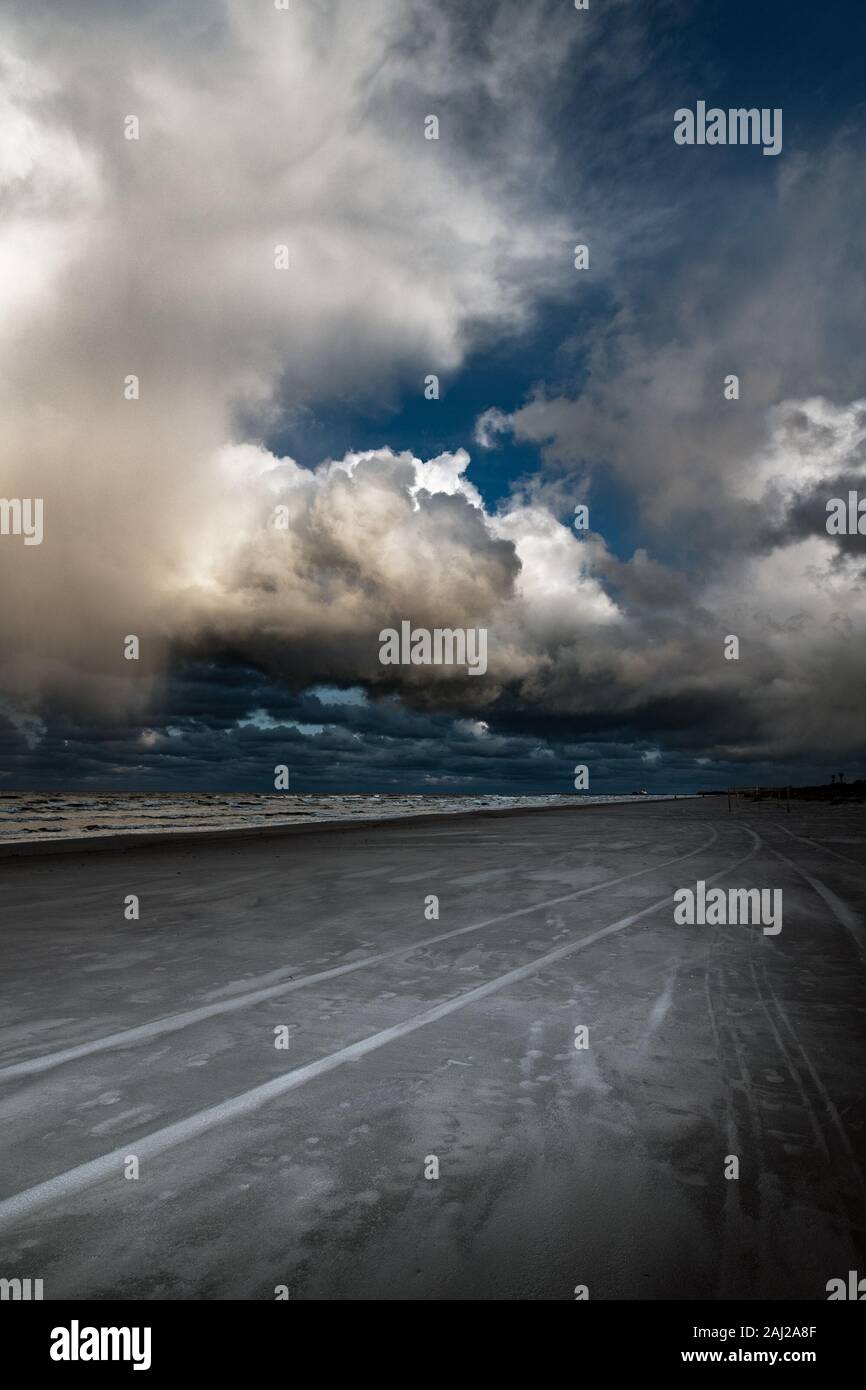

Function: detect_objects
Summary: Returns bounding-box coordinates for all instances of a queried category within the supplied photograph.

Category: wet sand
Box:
[0,799,864,1299]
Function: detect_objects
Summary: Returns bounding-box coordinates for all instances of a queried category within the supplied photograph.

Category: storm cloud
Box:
[1,0,864,788]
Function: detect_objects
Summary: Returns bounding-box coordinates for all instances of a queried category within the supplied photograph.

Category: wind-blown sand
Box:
[0,799,864,1299]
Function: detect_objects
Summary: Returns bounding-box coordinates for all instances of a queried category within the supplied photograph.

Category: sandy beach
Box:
[0,798,864,1300]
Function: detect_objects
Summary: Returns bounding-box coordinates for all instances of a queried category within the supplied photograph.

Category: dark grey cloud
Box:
[2,0,865,789]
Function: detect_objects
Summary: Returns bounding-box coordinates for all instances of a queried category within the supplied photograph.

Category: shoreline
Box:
[0,795,685,860]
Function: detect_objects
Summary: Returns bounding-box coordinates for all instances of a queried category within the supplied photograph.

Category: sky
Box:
[1,0,865,795]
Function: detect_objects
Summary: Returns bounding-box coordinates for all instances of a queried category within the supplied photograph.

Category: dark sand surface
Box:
[0,799,864,1300]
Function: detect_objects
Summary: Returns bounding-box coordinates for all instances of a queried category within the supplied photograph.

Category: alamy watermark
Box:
[826,491,866,535]
[826,1270,866,1299]
[674,880,782,935]
[50,1322,152,1370]
[674,103,782,156]
[379,621,487,676]
[0,1276,43,1300]
[0,498,43,545]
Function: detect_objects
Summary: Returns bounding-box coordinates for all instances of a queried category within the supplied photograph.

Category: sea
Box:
[0,792,676,845]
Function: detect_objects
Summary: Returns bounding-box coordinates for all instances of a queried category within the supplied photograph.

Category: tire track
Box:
[772,820,866,873]
[0,826,758,1227]
[708,823,866,1295]
[0,826,722,1084]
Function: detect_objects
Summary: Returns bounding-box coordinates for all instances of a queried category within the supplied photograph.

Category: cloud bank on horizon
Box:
[1,0,865,791]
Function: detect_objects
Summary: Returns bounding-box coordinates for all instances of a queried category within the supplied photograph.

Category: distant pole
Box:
[786,784,791,814]
[727,788,732,814]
